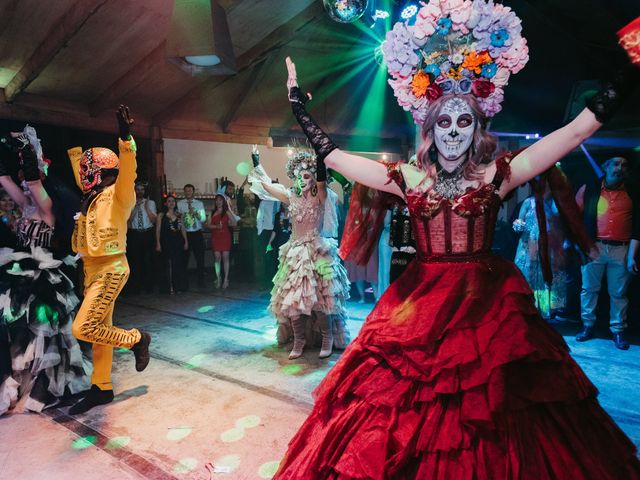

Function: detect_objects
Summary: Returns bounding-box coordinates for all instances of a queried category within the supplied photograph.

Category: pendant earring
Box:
[311,185,318,197]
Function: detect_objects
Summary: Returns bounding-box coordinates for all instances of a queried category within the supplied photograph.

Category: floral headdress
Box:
[285,148,317,180]
[383,0,529,124]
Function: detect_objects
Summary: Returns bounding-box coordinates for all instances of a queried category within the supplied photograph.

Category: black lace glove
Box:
[20,145,40,181]
[289,87,338,165]
[586,65,640,123]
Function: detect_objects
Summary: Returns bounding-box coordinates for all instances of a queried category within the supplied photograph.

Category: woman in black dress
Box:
[156,195,188,294]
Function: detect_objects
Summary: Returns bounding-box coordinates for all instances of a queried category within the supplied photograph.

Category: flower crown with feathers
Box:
[285,146,317,180]
[383,0,529,124]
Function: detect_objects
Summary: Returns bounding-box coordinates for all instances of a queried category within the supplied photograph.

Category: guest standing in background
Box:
[177,184,206,288]
[209,194,235,289]
[156,195,188,294]
[127,182,157,294]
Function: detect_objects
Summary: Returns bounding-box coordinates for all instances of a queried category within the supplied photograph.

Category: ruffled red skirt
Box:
[274,256,640,479]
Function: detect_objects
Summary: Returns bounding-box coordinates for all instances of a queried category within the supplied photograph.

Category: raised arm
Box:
[501,66,639,194]
[249,144,290,204]
[285,57,402,198]
[114,105,137,208]
[500,109,601,193]
[20,143,54,226]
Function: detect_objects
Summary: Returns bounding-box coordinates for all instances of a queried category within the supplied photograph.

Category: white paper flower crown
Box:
[382,0,529,124]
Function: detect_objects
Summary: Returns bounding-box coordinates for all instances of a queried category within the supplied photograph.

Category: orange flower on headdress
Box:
[411,70,431,98]
[462,51,492,74]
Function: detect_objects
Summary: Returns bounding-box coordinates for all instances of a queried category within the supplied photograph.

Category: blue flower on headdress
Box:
[473,7,521,57]
[457,78,472,94]
[438,78,455,95]
[423,64,441,79]
[481,63,497,78]
[436,17,452,35]
[490,29,509,48]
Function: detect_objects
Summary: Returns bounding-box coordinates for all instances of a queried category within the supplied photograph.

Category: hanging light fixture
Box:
[166,0,237,75]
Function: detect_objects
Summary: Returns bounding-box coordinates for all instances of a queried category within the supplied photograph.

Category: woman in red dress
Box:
[210,194,234,289]
[273,4,640,477]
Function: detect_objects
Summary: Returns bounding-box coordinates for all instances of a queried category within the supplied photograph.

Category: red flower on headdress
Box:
[471,78,495,98]
[426,83,443,100]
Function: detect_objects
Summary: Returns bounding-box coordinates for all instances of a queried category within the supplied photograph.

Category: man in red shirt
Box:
[575,156,639,349]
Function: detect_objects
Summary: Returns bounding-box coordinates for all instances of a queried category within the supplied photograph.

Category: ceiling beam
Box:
[0,88,152,137]
[160,127,270,145]
[220,58,268,133]
[88,41,166,117]
[4,0,109,103]
[152,1,323,126]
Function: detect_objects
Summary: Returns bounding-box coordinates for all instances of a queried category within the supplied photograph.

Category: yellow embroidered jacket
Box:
[68,138,137,257]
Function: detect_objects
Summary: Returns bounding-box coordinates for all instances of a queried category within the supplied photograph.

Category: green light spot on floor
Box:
[197,305,215,313]
[258,460,280,479]
[214,454,241,472]
[235,415,261,429]
[220,427,245,443]
[116,348,128,353]
[166,427,192,441]
[72,436,97,449]
[281,364,303,375]
[184,353,208,370]
[105,436,130,449]
[173,457,198,474]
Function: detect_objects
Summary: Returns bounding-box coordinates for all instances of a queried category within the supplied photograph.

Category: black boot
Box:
[575,326,594,342]
[131,331,151,371]
[68,385,114,415]
[613,332,630,350]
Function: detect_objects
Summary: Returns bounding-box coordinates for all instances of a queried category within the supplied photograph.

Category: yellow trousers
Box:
[72,254,141,390]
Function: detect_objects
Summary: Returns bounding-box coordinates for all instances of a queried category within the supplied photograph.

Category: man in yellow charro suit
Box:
[67,105,151,414]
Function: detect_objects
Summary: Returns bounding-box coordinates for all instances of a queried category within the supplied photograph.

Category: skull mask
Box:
[79,147,119,192]
[433,98,476,161]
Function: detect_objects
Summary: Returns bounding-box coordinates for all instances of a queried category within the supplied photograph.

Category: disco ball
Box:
[323,0,368,24]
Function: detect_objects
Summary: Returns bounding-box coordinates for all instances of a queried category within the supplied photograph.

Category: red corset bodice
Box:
[387,160,509,261]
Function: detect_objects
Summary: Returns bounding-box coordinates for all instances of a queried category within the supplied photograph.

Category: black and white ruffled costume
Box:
[0,216,89,414]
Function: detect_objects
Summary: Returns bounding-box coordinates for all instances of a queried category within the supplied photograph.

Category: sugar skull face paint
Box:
[295,170,316,194]
[433,98,476,161]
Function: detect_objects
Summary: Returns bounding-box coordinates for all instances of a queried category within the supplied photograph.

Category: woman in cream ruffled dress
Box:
[248,146,349,360]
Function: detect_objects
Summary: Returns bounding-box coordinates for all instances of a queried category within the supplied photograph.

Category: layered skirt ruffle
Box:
[0,247,90,415]
[270,236,350,349]
[274,256,640,479]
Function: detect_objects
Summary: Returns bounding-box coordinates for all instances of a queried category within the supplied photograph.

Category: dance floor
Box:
[1,283,639,479]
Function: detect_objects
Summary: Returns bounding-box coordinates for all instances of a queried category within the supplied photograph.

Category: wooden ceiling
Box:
[0,0,639,148]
